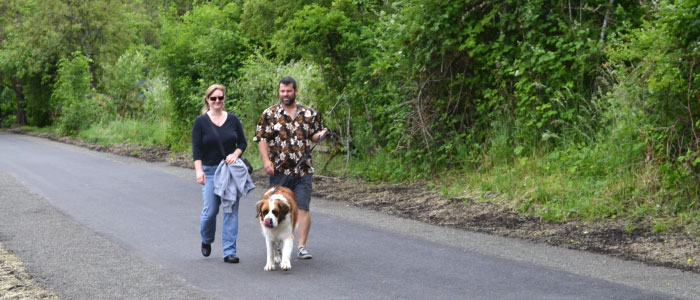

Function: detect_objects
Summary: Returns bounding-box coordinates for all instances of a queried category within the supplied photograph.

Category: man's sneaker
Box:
[297,247,312,259]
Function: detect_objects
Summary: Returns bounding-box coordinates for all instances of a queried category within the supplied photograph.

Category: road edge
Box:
[0,172,216,300]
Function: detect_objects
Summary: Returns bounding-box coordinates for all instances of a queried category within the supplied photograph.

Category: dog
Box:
[255,186,298,271]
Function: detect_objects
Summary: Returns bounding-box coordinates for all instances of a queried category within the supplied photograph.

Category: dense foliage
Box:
[1,0,698,228]
[157,3,251,148]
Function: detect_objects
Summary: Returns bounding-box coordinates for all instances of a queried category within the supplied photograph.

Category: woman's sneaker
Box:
[297,247,312,259]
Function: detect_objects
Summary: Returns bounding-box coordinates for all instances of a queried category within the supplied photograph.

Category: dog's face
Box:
[256,195,290,229]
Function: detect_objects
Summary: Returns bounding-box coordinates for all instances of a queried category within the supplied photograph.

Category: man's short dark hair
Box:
[279,76,297,90]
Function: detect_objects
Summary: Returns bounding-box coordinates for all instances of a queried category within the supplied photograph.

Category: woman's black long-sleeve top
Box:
[191,113,247,166]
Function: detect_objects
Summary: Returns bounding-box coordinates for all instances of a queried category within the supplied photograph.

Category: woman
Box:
[191,84,247,263]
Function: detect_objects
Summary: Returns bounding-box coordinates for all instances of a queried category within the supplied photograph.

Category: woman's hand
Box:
[196,169,205,185]
[225,153,239,165]
[194,160,205,185]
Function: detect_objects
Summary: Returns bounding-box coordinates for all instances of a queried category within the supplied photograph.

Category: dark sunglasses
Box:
[209,96,225,102]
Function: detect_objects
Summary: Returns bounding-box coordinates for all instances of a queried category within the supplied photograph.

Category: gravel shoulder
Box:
[0,172,214,300]
[6,128,700,274]
[0,245,58,300]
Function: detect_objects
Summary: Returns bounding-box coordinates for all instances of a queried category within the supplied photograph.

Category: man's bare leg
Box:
[296,209,312,259]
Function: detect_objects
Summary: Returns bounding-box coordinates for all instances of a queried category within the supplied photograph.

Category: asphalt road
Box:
[1,132,699,300]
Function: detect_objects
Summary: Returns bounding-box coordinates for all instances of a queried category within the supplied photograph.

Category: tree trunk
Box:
[600,0,614,43]
[12,79,27,125]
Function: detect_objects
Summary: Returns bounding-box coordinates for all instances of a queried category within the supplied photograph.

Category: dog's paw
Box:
[264,263,276,271]
[280,260,291,271]
[274,244,282,264]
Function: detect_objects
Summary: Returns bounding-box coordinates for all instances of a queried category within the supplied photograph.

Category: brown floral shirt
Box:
[253,103,322,177]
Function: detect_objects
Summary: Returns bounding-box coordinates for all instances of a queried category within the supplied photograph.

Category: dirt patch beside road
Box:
[308,176,700,273]
[0,245,58,300]
[9,128,700,273]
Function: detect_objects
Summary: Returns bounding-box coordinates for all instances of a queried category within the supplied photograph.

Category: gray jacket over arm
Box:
[213,159,255,213]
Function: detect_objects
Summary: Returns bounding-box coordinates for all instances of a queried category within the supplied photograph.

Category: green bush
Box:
[55,97,104,136]
[100,49,149,117]
[157,3,251,149]
[51,52,95,135]
[141,75,172,122]
[0,87,13,127]
[1,115,15,128]
[604,1,700,208]
[231,53,327,129]
[23,76,54,127]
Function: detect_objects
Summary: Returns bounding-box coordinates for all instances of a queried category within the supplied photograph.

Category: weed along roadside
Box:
[7,128,700,274]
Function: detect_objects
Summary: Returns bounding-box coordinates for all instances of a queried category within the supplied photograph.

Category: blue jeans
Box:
[200,165,239,257]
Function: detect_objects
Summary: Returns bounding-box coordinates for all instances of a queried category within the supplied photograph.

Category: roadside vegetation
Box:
[1,0,698,237]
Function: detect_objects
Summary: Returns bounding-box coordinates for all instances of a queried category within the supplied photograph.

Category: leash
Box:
[269,130,330,195]
[269,100,340,194]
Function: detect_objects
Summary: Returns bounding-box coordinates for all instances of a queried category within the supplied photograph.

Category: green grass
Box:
[428,150,700,235]
[79,118,169,146]
[18,125,53,134]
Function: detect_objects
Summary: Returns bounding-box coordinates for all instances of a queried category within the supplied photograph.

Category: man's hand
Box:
[314,128,329,143]
[259,141,275,175]
[263,159,275,175]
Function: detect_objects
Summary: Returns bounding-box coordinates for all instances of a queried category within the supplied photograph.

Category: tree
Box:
[157,2,252,148]
[0,0,154,126]
[0,0,60,125]
[58,0,150,87]
[240,0,331,49]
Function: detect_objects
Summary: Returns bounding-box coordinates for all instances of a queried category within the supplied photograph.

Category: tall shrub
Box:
[51,52,96,135]
[100,49,149,117]
[353,0,645,173]
[157,3,251,149]
[232,53,327,129]
[272,0,381,168]
[606,0,700,206]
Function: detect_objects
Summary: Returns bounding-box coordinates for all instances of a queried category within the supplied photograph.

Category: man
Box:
[254,76,327,259]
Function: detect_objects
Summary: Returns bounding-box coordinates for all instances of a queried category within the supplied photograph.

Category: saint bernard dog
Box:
[256,186,298,271]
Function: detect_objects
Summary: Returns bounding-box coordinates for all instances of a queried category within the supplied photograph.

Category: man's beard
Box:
[281,96,295,106]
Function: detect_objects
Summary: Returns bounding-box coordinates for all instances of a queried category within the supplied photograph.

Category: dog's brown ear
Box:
[255,200,264,218]
[278,202,289,222]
